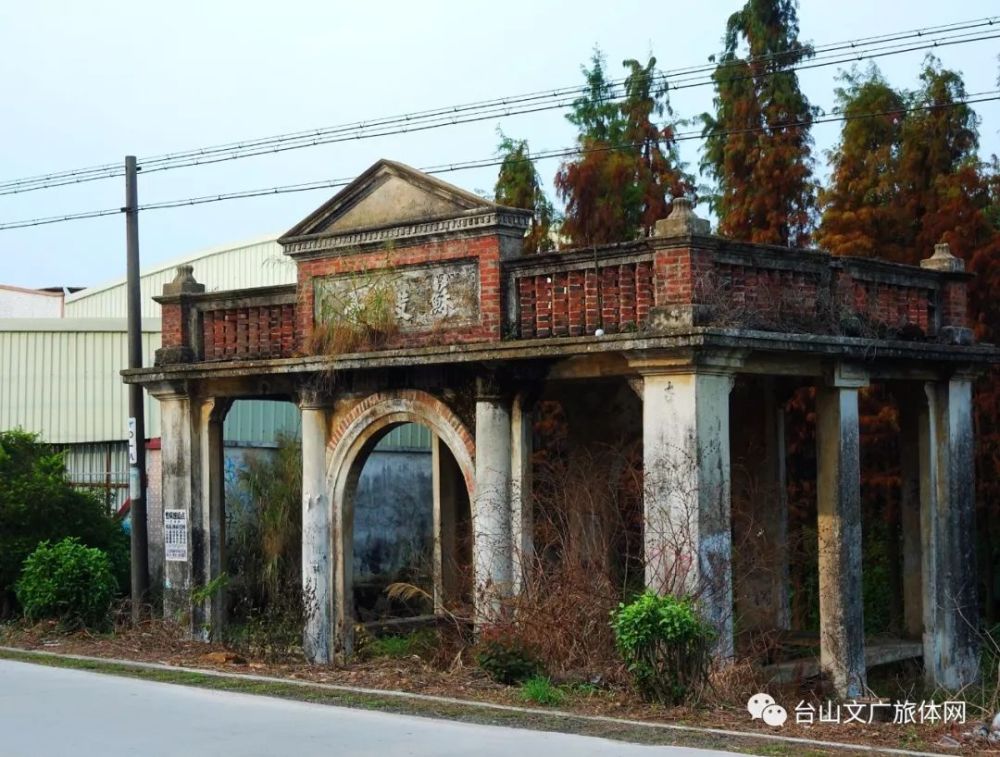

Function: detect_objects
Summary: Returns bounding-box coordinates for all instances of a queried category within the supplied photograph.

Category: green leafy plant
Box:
[16,537,117,629]
[0,430,128,617]
[611,591,714,704]
[476,638,542,685]
[519,675,566,706]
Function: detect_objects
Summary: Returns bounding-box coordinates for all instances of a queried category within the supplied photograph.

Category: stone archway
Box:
[325,390,475,657]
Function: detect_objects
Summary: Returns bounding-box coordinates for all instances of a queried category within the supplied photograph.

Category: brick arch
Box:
[326,389,475,497]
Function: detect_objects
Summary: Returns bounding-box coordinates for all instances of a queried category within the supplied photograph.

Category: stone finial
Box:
[920,242,965,273]
[162,264,206,296]
[653,197,711,237]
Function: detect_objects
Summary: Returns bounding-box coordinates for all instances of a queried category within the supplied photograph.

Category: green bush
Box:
[16,538,118,629]
[476,639,542,685]
[611,591,715,704]
[0,430,129,617]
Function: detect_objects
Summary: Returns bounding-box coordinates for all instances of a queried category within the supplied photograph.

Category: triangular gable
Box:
[281,159,497,240]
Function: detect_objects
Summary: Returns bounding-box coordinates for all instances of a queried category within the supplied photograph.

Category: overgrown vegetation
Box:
[0,429,128,618]
[309,263,399,355]
[611,592,715,705]
[16,537,118,630]
[225,436,305,659]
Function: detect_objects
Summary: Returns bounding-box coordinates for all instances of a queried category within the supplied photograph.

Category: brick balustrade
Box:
[154,236,973,366]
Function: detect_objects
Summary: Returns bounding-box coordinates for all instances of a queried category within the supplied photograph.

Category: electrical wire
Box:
[1,90,996,232]
[0,16,995,196]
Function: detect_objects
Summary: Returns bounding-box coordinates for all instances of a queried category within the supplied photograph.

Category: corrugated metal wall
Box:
[64,236,292,319]
[224,400,301,444]
[0,322,161,443]
[221,401,430,450]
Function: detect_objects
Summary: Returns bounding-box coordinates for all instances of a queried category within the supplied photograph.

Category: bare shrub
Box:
[484,443,643,683]
[309,264,399,355]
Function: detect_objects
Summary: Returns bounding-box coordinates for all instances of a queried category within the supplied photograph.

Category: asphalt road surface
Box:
[0,659,750,756]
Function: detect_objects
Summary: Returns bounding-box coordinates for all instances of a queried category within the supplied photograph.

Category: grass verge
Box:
[0,647,933,757]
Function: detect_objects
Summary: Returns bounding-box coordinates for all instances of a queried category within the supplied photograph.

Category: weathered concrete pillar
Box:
[731,377,790,632]
[816,365,867,698]
[639,364,735,660]
[195,397,230,640]
[898,402,923,640]
[432,435,461,613]
[157,387,196,625]
[300,391,332,664]
[922,378,979,689]
[510,392,534,595]
[473,378,513,624]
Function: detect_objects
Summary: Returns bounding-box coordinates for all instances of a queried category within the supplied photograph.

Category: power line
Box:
[2,90,996,232]
[0,16,995,196]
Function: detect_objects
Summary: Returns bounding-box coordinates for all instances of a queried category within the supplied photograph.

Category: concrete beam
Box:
[816,376,867,698]
[641,367,735,660]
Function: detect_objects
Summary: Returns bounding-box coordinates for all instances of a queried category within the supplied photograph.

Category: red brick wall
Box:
[160,303,185,349]
[296,234,505,352]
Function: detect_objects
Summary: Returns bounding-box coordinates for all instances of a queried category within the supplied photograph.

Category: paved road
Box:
[0,659,747,756]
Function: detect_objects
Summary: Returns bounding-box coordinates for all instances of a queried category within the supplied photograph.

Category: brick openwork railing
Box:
[505,239,969,342]
[154,234,973,367]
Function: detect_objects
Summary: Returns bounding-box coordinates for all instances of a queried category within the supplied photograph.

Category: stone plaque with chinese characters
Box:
[314,260,480,331]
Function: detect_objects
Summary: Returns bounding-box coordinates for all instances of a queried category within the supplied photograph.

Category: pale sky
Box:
[0,1,997,289]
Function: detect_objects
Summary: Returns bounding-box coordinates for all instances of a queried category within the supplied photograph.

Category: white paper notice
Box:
[164,509,188,562]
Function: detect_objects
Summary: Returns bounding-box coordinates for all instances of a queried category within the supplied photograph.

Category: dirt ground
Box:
[1,619,996,755]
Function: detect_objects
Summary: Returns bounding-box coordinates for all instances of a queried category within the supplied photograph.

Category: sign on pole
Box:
[164,510,188,562]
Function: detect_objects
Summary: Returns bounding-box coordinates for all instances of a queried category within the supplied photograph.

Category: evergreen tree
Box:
[701,0,816,246]
[494,132,556,253]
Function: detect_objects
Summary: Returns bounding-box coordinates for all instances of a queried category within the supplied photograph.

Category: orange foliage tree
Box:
[701,0,816,247]
[555,51,692,246]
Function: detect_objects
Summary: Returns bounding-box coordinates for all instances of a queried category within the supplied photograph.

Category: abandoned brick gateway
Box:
[124,159,998,698]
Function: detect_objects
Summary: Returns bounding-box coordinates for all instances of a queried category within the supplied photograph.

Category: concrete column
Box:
[731,377,790,632]
[300,393,332,664]
[157,389,196,624]
[898,403,923,639]
[194,397,229,640]
[816,366,867,698]
[922,378,980,689]
[641,368,735,660]
[432,435,461,613]
[473,380,513,624]
[510,393,534,595]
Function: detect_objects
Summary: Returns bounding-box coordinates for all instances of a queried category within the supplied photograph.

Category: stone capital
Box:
[627,348,747,378]
[823,362,869,389]
[299,387,333,411]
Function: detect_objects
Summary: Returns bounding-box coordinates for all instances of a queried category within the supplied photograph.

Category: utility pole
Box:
[125,155,150,619]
